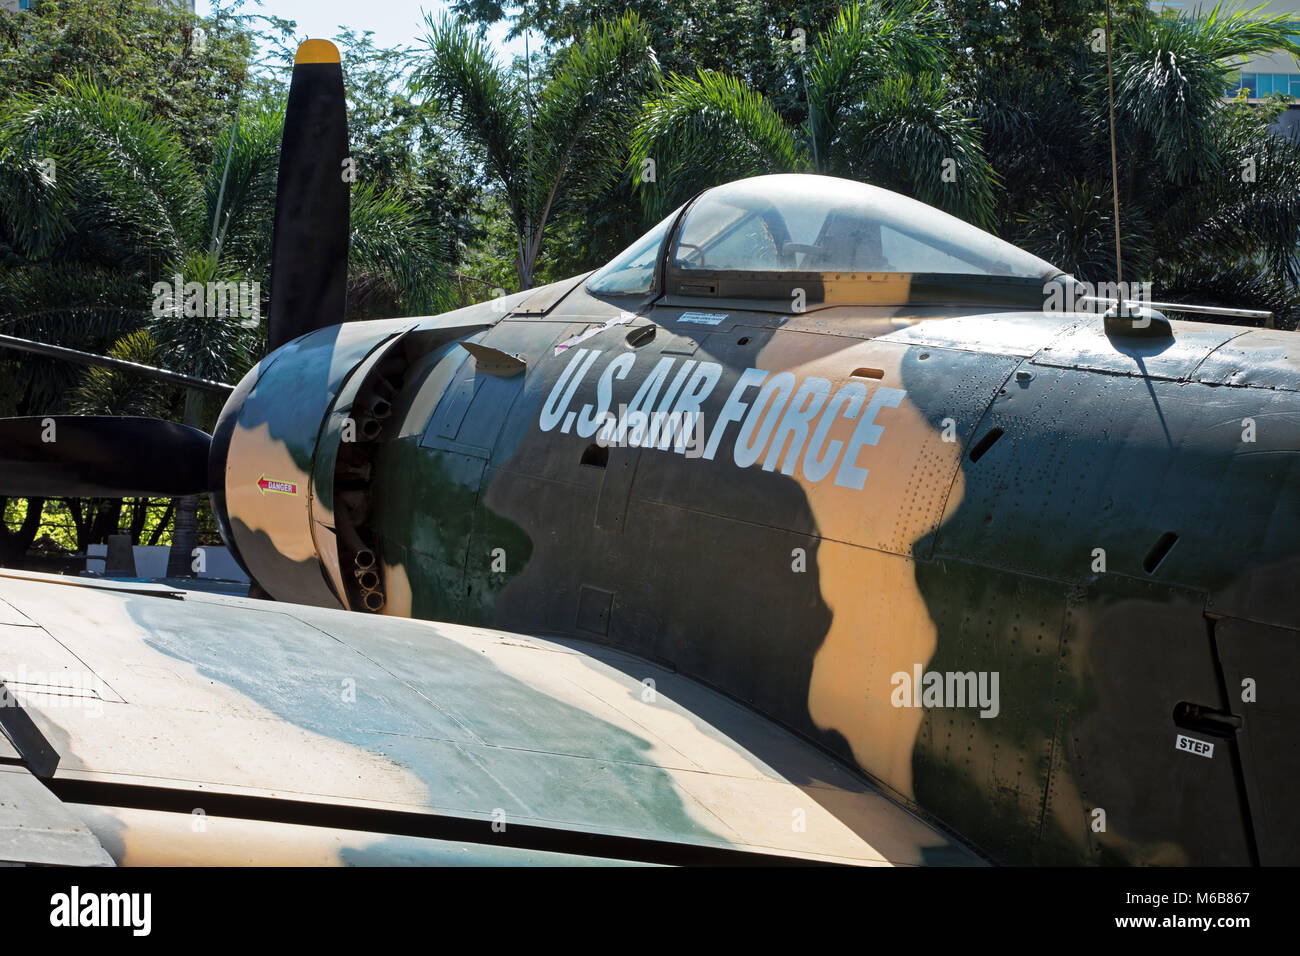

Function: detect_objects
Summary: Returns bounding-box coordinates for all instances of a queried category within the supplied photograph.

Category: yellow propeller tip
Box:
[294,39,340,65]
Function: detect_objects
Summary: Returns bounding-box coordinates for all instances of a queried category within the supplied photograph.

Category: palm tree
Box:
[0,79,453,573]
[629,0,999,227]
[415,12,660,290]
[997,3,1300,326]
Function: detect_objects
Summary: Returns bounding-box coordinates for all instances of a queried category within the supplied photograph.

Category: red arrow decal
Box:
[257,473,299,496]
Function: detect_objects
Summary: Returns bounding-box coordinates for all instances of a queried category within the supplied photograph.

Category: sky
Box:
[195,0,536,62]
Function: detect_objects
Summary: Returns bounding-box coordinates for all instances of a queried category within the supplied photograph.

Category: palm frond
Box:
[68,327,173,417]
[0,79,203,264]
[630,70,808,221]
[414,14,527,225]
[806,0,951,167]
[1014,179,1155,281]
[526,13,659,262]
[1104,2,1300,185]
[836,74,999,229]
[1157,256,1300,331]
[348,180,456,317]
[0,262,153,415]
[1162,114,1300,283]
[203,105,283,274]
[149,250,256,385]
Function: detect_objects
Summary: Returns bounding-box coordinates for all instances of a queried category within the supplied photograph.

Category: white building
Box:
[1152,1,1300,101]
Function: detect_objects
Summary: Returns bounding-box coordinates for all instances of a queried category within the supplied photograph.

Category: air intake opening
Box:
[581,443,609,469]
[851,367,884,380]
[1143,531,1179,574]
[968,427,1004,463]
[626,325,656,348]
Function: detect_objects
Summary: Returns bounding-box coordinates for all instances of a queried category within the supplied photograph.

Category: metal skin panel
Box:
[65,805,649,866]
[1193,328,1300,392]
[920,352,1300,862]
[0,765,114,866]
[433,305,1024,829]
[510,273,595,315]
[206,278,1300,865]
[1213,618,1300,865]
[468,319,1217,864]
[933,363,1300,624]
[221,318,416,607]
[624,324,1018,556]
[0,571,976,867]
[908,567,1070,863]
[877,310,1083,356]
[372,320,572,621]
[1031,320,1250,381]
[1043,580,1253,865]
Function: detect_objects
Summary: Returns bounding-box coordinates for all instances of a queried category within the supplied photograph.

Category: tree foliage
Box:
[416,12,660,289]
[631,1,998,227]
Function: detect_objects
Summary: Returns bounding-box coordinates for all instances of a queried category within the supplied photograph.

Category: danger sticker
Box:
[257,473,299,496]
[1175,734,1214,759]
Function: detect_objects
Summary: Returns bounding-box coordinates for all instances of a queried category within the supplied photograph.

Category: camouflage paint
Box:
[198,239,1300,866]
[0,571,972,865]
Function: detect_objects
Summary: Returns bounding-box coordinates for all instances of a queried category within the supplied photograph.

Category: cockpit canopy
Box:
[588,174,1061,307]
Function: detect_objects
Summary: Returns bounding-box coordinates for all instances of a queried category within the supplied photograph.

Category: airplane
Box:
[0,38,1295,867]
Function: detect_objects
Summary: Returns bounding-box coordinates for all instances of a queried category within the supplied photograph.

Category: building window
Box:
[1243,74,1300,101]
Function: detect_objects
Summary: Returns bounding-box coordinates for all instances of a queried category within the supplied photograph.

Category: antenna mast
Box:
[1106,0,1124,292]
[523,2,534,288]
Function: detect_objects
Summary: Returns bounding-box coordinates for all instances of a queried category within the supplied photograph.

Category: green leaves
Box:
[415,12,660,288]
[528,15,657,253]
[806,0,951,164]
[631,71,807,220]
[631,2,996,228]
[149,249,255,387]
[417,13,529,230]
[0,76,458,421]
[0,79,203,264]
[349,180,456,318]
[69,328,169,417]
[0,263,152,416]
[203,106,282,275]
[0,0,257,166]
[834,73,999,228]
[1015,179,1153,281]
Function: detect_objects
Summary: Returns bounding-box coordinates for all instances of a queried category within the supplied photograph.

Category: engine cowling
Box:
[209,318,415,607]
[208,312,500,610]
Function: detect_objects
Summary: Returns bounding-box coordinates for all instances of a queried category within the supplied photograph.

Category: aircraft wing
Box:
[0,569,980,866]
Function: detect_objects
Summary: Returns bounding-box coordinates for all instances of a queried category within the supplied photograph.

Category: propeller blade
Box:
[0,417,211,498]
[267,39,351,351]
[0,332,234,395]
